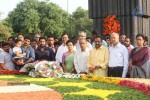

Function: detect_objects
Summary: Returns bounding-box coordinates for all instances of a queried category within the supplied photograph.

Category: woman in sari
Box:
[62,40,75,73]
[130,34,150,78]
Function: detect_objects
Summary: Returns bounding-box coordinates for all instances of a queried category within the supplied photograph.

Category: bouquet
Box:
[20,61,40,72]
[31,61,63,78]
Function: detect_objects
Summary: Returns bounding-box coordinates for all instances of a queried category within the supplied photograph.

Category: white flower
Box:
[53,65,57,69]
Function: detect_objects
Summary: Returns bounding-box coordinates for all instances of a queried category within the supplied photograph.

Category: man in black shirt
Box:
[35,37,55,61]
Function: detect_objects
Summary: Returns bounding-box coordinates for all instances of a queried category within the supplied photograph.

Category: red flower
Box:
[103,15,121,35]
[0,70,28,75]
[119,80,150,95]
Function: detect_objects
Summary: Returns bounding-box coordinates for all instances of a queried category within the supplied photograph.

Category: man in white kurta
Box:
[74,39,90,74]
[55,34,69,64]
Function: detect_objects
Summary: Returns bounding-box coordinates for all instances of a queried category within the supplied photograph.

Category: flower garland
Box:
[81,75,121,84]
[0,70,28,75]
[81,75,150,95]
[103,15,121,35]
[62,73,81,78]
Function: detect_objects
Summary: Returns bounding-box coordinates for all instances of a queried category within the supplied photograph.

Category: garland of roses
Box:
[103,15,121,36]
[0,70,28,75]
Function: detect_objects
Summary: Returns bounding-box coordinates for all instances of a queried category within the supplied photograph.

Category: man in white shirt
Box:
[75,31,93,50]
[74,38,90,74]
[124,37,134,55]
[108,32,128,78]
[0,42,15,70]
[55,33,69,64]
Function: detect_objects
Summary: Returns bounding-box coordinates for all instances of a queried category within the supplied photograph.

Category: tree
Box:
[0,19,13,41]
[7,0,69,37]
[7,1,92,38]
[71,7,93,36]
[37,1,69,37]
[8,0,41,35]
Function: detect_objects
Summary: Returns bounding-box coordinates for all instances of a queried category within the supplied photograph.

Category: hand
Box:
[21,60,25,65]
[3,68,8,70]
[79,72,87,74]
[23,53,26,56]
[127,67,131,74]
[95,66,102,69]
[69,71,73,74]
[63,70,67,73]
[89,67,95,73]
[16,60,24,65]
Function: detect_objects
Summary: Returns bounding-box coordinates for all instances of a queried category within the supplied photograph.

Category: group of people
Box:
[0,31,150,78]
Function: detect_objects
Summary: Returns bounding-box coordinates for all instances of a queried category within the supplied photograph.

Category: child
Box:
[12,39,26,64]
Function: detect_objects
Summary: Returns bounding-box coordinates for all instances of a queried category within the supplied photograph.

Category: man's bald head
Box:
[78,31,87,39]
[111,32,120,46]
[79,38,87,51]
[111,32,119,39]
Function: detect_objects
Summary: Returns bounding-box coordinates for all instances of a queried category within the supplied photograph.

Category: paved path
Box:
[0,81,62,100]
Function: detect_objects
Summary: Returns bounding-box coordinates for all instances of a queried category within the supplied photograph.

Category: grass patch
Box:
[50,86,85,95]
[86,81,129,91]
[28,81,58,86]
[64,94,103,100]
[54,78,85,83]
[108,90,150,100]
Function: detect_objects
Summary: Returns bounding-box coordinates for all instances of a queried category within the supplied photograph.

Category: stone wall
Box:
[89,0,150,45]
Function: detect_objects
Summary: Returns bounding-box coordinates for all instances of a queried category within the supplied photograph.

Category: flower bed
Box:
[119,80,150,95]
[0,75,150,100]
[81,75,150,96]
[81,75,121,84]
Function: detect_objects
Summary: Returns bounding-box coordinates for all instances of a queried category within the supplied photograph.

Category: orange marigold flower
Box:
[103,15,121,35]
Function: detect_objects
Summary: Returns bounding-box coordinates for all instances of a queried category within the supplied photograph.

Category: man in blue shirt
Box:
[15,36,35,70]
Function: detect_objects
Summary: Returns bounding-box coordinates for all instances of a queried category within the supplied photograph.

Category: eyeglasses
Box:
[79,35,85,37]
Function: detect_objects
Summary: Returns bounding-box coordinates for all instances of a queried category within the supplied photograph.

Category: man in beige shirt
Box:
[87,35,109,76]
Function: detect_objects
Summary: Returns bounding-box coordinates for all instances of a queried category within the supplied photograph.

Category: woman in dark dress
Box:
[129,34,150,78]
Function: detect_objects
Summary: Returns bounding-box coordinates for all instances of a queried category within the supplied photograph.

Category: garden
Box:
[0,74,150,100]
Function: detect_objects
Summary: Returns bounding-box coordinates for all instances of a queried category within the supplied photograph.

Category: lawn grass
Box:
[0,75,150,100]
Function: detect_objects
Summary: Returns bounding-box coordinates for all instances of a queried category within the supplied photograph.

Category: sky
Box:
[0,0,88,20]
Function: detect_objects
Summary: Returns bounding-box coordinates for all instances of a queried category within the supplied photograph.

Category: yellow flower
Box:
[81,75,122,85]
[0,75,16,78]
[54,70,57,73]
